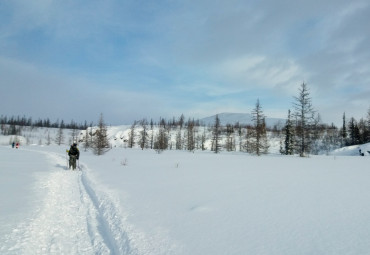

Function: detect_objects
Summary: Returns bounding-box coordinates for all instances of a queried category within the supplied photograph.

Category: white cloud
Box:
[0,56,168,124]
[214,55,308,94]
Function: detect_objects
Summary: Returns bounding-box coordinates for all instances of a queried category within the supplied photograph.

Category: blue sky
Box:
[1,0,369,126]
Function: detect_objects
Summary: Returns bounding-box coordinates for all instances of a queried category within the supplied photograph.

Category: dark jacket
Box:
[69,145,80,159]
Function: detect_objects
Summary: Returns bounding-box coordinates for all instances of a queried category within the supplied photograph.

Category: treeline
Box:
[120,104,270,155]
[341,113,370,146]
[118,114,271,154]
[0,115,90,135]
[123,83,370,156]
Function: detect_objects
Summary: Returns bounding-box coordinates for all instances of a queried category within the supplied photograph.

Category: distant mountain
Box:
[200,113,285,127]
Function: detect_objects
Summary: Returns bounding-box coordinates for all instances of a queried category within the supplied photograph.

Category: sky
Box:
[1,0,369,126]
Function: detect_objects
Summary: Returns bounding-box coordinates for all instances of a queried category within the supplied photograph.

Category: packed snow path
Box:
[0,148,135,255]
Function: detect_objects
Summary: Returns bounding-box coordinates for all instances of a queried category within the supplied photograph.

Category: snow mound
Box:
[331,143,370,156]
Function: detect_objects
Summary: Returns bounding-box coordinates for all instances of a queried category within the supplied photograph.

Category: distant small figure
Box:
[12,142,15,148]
[16,142,19,149]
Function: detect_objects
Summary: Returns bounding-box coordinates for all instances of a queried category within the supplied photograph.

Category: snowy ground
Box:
[1,144,370,254]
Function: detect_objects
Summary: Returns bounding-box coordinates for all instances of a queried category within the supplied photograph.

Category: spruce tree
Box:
[154,125,168,153]
[186,119,196,151]
[212,114,222,153]
[150,119,154,149]
[179,114,185,129]
[139,119,149,150]
[348,117,360,145]
[367,107,370,143]
[245,127,253,153]
[201,127,207,151]
[284,109,295,155]
[128,121,137,148]
[175,129,182,150]
[225,124,235,151]
[340,112,347,146]
[357,118,368,144]
[236,123,244,152]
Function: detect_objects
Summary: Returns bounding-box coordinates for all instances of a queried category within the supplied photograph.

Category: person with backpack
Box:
[68,143,80,170]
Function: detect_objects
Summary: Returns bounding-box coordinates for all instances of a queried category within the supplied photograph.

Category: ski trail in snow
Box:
[80,171,134,254]
[0,150,136,255]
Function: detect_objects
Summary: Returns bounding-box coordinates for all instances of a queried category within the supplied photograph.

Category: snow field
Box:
[1,144,370,254]
[80,148,370,254]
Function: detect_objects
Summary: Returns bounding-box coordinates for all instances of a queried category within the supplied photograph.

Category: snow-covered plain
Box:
[1,140,370,254]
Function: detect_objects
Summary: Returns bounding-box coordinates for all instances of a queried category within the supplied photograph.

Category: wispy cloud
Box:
[213,55,306,92]
[1,0,369,125]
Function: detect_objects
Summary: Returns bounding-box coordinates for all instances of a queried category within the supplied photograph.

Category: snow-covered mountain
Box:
[200,112,285,127]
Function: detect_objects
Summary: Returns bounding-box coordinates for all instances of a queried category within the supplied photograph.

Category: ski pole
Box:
[66,149,69,169]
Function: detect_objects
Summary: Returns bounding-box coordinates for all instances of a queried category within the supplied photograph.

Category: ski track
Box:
[0,150,137,255]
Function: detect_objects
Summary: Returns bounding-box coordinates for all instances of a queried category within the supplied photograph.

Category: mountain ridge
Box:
[200,112,285,127]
